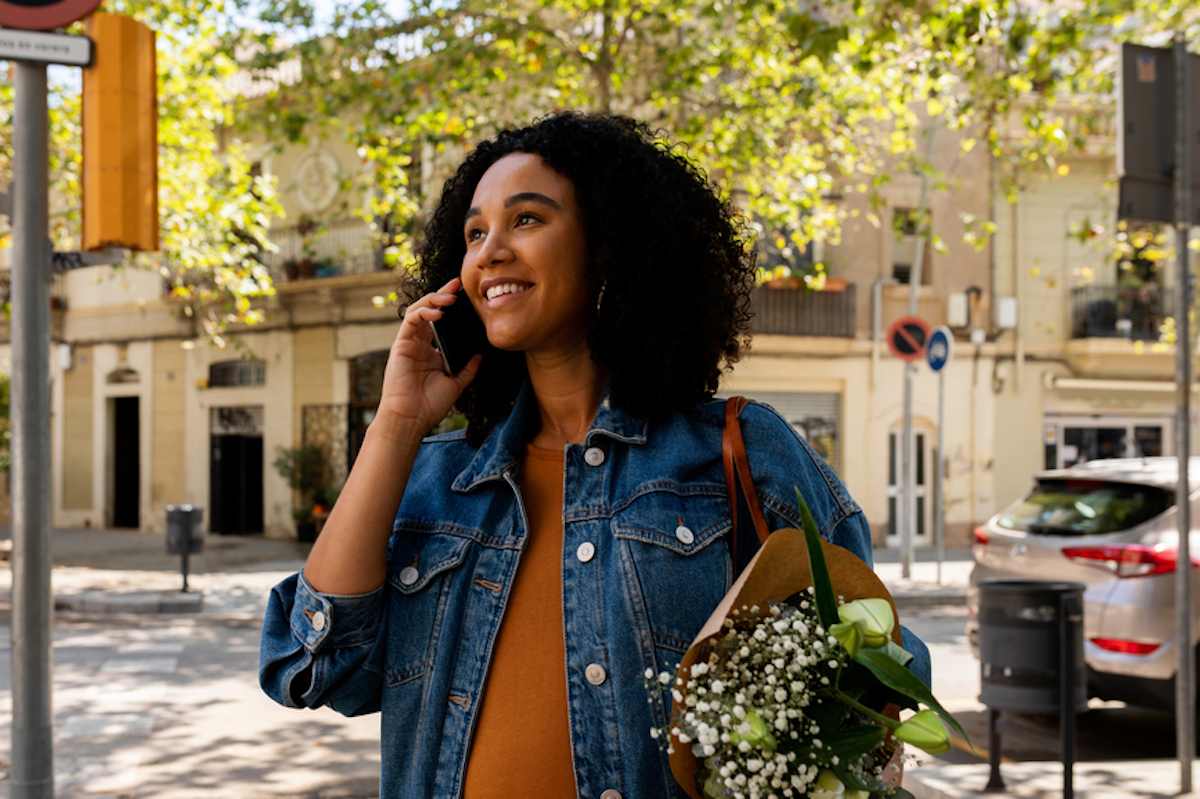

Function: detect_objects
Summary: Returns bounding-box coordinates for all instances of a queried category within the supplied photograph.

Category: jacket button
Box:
[600,791,622,799]
[399,566,420,586]
[576,541,596,563]
[310,610,326,631]
[583,446,605,466]
[675,525,695,545]
[585,663,607,686]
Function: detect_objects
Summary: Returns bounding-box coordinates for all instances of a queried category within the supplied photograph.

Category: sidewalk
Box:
[906,759,1200,798]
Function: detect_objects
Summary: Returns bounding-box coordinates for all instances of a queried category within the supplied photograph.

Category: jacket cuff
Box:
[288,572,384,653]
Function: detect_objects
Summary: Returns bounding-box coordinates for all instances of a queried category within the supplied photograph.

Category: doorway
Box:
[887,430,929,546]
[111,396,140,529]
[209,406,264,535]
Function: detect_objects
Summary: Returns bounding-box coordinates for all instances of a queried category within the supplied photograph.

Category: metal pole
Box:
[10,61,54,799]
[984,707,1005,792]
[1059,592,1075,799]
[1173,32,1195,795]
[936,370,945,585]
[900,127,936,580]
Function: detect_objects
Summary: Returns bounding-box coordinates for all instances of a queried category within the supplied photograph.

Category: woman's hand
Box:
[376,277,483,435]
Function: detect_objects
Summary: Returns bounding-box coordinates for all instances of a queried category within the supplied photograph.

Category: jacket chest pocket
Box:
[613,488,732,654]
[384,531,472,687]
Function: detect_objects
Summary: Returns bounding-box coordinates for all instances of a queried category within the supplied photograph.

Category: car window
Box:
[996,478,1173,536]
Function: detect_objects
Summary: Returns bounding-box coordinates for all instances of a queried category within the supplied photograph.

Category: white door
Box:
[887,430,929,546]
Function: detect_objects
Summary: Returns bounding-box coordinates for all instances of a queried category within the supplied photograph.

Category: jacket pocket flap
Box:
[612,490,731,556]
[387,532,471,594]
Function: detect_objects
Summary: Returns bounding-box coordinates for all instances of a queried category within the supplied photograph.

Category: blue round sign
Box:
[927,326,952,372]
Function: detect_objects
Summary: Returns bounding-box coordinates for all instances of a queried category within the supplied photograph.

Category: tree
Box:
[0,0,283,343]
[227,0,1198,287]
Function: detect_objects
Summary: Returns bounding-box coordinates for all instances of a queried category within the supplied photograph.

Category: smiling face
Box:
[461,152,590,354]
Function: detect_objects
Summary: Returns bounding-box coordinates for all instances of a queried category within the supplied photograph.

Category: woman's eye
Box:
[515,212,539,226]
[466,227,483,242]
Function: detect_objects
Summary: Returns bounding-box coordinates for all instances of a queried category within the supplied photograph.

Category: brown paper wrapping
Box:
[667,528,902,799]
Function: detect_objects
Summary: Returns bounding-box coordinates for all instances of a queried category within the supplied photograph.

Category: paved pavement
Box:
[21,523,1152,796]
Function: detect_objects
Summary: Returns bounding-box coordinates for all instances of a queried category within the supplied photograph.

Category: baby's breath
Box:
[644,595,891,799]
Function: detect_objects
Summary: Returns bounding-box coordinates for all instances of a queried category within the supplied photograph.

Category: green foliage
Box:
[226,0,1198,283]
[0,0,284,342]
[272,444,335,518]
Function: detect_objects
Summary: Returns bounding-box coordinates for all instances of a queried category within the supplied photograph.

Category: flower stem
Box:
[830,689,899,730]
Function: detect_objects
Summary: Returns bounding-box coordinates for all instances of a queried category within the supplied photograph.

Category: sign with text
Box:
[0,27,90,65]
[0,0,102,30]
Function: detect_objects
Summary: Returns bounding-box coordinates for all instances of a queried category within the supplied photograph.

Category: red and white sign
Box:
[0,0,102,31]
[886,316,931,363]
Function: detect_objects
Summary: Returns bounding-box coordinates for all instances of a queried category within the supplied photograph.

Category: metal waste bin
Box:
[978,579,1086,797]
[980,580,1087,713]
[166,504,204,591]
[166,504,205,555]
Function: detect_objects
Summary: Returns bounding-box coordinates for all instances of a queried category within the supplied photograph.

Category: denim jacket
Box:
[259,381,931,798]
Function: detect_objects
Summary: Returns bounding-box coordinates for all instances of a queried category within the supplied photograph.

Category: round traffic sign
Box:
[886,316,930,363]
[927,326,953,372]
[0,0,103,30]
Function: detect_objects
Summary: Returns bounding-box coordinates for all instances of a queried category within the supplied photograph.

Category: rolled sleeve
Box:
[289,571,385,652]
[259,571,387,716]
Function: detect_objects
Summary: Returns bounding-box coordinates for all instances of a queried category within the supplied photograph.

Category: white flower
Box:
[644,668,654,679]
[658,672,672,685]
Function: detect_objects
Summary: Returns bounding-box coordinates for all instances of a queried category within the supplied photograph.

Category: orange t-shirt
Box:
[462,444,576,797]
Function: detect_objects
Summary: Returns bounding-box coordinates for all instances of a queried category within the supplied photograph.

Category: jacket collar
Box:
[451,378,648,493]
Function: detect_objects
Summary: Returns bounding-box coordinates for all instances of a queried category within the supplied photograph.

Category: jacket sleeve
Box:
[258,570,386,717]
[737,400,933,688]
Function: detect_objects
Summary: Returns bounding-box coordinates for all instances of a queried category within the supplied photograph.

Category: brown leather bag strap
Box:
[723,397,770,567]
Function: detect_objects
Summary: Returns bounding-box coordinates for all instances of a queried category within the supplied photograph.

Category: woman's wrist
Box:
[368,409,426,449]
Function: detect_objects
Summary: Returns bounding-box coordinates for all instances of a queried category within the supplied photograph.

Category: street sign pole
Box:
[11,59,54,799]
[1173,32,1195,796]
[935,368,945,585]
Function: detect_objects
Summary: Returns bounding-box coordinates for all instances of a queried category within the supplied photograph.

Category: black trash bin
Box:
[978,580,1086,796]
[166,504,205,591]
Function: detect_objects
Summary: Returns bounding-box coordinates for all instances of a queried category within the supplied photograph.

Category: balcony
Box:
[1070,284,1166,341]
[749,283,857,338]
[264,219,387,281]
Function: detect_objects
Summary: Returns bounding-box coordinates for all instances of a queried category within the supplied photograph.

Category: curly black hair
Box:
[411,111,757,447]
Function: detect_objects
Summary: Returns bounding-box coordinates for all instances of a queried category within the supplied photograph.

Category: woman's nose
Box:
[473,229,514,269]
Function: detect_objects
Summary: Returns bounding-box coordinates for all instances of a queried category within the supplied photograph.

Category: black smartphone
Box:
[429,291,487,376]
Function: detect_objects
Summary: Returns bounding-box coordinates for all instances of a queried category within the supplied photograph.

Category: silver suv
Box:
[967,457,1199,708]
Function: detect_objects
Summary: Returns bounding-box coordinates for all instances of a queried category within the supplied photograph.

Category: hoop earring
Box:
[595,281,607,313]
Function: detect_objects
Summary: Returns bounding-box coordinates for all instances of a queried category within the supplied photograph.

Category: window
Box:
[208,359,265,388]
[891,207,932,286]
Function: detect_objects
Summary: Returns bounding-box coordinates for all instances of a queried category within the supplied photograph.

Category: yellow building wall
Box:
[62,345,94,510]
[293,327,335,443]
[151,340,187,514]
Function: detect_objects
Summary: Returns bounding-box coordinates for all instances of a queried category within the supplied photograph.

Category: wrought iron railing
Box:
[264,219,387,280]
[1070,284,1166,341]
[749,284,857,338]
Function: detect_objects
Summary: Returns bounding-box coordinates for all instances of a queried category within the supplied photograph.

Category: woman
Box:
[259,111,930,799]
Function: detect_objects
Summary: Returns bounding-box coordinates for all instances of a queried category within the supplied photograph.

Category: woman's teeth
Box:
[485,282,532,301]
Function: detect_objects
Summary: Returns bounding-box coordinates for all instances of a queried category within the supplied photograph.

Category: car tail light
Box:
[973,527,989,546]
[1061,544,1198,578]
[1090,637,1162,655]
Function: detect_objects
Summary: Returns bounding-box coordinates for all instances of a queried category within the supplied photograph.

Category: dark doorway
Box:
[209,407,264,535]
[112,396,140,529]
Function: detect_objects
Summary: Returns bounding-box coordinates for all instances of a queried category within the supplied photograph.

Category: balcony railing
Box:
[264,219,386,280]
[1070,284,1166,341]
[749,283,857,338]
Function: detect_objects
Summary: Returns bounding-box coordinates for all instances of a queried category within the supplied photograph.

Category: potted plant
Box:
[273,444,331,542]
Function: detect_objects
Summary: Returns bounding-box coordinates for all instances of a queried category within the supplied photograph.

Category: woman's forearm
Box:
[302,412,424,595]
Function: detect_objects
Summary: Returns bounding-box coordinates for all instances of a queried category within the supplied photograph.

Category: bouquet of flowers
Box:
[646,492,965,799]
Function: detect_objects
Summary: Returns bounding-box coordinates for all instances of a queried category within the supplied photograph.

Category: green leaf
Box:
[795,487,838,628]
[853,649,969,743]
[822,724,885,760]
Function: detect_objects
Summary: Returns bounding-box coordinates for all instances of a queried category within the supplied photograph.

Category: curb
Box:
[53,589,204,615]
[892,589,968,608]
